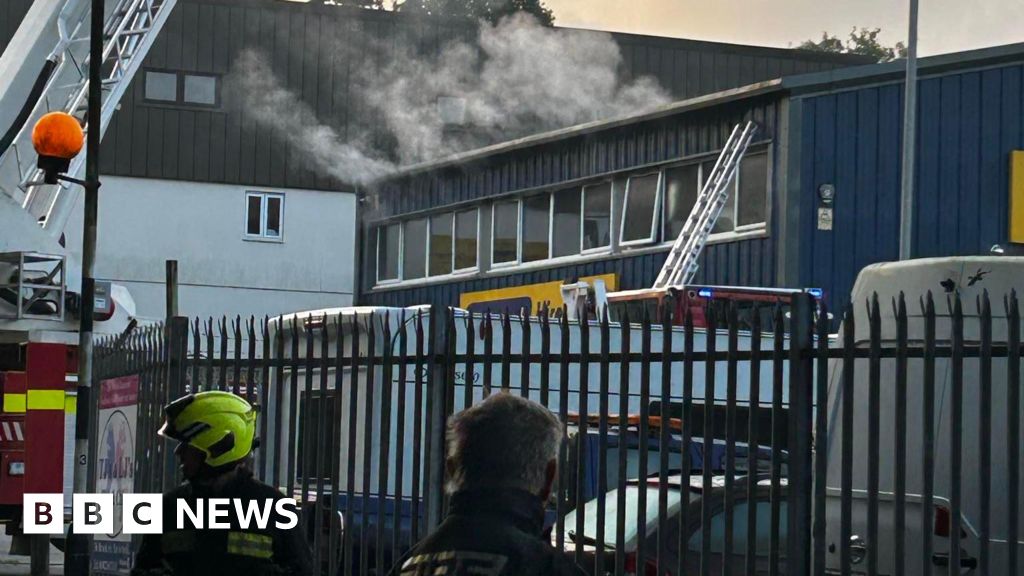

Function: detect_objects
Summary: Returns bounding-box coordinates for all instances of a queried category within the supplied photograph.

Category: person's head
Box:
[159,391,257,481]
[445,392,562,500]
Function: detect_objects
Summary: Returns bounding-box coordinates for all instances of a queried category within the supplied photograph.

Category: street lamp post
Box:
[899,0,920,260]
[29,0,105,573]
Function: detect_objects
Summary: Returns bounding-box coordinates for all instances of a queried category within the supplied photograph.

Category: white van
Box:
[823,256,1024,574]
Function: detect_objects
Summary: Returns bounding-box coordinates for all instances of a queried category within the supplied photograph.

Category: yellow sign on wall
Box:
[1011,151,1024,244]
[459,274,618,316]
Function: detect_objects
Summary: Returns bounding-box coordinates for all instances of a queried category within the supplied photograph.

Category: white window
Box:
[429,213,454,276]
[245,192,284,241]
[662,151,769,240]
[582,182,612,252]
[551,188,582,258]
[183,74,218,106]
[663,163,700,241]
[453,209,479,271]
[522,194,551,263]
[403,218,427,280]
[377,223,401,283]
[492,200,520,266]
[437,96,467,126]
[144,71,177,102]
[620,173,662,246]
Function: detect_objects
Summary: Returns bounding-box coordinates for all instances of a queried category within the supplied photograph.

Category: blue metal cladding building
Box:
[359,43,1024,314]
[786,44,1024,315]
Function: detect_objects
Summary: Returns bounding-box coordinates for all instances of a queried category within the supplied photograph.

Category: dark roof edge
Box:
[782,42,1024,95]
[180,0,871,66]
[380,79,784,181]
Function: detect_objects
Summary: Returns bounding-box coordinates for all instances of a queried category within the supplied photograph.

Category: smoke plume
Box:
[231,13,671,184]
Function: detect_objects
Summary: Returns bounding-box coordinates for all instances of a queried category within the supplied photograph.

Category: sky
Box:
[545,0,1024,56]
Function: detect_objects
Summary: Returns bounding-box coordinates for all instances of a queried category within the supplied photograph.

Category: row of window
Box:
[376,149,770,284]
[144,70,220,107]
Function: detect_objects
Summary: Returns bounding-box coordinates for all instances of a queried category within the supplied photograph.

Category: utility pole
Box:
[67,0,104,574]
[899,0,919,260]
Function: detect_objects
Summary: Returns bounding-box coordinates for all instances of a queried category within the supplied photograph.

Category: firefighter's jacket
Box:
[390,488,587,576]
[131,467,314,576]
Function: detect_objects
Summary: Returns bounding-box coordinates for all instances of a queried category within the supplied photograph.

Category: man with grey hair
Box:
[392,392,585,576]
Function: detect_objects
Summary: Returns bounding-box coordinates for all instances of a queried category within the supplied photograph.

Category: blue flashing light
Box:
[697,288,714,298]
[806,288,824,299]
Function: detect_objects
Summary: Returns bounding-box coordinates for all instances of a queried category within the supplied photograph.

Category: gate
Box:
[91,289,1022,576]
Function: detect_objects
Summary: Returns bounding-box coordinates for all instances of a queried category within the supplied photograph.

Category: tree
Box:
[394,0,554,26]
[799,27,907,62]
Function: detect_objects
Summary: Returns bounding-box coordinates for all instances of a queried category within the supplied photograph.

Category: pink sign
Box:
[98,376,139,409]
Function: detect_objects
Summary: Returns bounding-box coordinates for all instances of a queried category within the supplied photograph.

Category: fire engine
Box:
[0,0,174,553]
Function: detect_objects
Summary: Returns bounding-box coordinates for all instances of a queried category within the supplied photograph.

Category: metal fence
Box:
[92,290,1022,576]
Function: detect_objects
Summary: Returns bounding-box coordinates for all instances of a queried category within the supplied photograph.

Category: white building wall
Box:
[63,176,356,321]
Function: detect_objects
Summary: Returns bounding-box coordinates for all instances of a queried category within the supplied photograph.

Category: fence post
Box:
[787,293,814,575]
[424,305,451,531]
[163,316,189,491]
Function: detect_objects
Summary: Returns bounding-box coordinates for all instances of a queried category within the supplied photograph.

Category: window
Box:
[492,200,519,265]
[403,218,427,280]
[377,223,401,282]
[183,74,218,106]
[244,192,284,240]
[144,71,177,102]
[582,182,612,251]
[552,188,582,257]
[711,159,736,234]
[620,173,661,245]
[454,209,479,271]
[737,152,768,227]
[522,194,550,263]
[662,150,769,240]
[663,163,700,241]
[437,96,467,126]
[429,213,454,276]
[142,70,220,107]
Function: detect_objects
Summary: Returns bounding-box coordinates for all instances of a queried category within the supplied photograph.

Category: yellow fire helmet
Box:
[159,391,258,468]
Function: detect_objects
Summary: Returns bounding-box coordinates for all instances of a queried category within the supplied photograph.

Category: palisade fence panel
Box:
[90,290,1022,576]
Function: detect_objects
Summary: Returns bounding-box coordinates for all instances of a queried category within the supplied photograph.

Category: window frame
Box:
[427,212,454,278]
[243,191,285,243]
[619,171,664,247]
[660,145,771,245]
[375,222,402,285]
[581,181,613,255]
[141,68,222,109]
[490,199,522,269]
[550,186,583,259]
[143,70,179,103]
[452,208,481,274]
[182,72,221,107]
[731,150,770,233]
[401,217,429,281]
[520,192,553,263]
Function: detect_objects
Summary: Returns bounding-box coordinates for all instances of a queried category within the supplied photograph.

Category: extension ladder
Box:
[652,121,757,290]
[0,0,176,237]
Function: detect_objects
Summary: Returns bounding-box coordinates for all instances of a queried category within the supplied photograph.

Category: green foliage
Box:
[394,0,555,25]
[799,27,908,63]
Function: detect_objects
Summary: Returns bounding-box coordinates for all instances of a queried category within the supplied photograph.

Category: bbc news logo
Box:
[24,494,301,534]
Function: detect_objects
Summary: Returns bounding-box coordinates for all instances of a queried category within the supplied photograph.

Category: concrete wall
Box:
[63,176,356,321]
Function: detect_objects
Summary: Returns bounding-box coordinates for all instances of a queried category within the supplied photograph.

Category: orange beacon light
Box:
[31,112,84,184]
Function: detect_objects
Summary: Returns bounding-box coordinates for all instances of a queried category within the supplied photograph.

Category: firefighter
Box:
[389,392,586,576]
[131,391,314,576]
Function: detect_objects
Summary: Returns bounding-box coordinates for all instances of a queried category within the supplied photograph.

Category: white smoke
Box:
[231,50,397,185]
[232,13,671,184]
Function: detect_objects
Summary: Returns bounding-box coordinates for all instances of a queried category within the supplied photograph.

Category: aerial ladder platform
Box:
[0,0,175,328]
